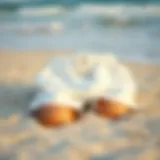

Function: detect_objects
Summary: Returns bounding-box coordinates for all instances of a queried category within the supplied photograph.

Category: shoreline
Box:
[1,50,160,65]
[0,52,160,84]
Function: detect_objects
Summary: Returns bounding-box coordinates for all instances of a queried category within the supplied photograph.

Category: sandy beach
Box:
[0,52,160,160]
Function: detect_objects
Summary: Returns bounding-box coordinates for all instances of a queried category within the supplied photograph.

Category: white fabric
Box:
[30,54,137,110]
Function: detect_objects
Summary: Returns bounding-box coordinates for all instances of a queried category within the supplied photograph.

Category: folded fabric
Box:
[31,54,136,110]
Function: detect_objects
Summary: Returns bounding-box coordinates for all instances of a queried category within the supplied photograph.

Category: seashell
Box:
[29,91,87,128]
[29,103,82,127]
[93,98,135,120]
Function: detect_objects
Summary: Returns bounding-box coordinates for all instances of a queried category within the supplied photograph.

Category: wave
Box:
[3,4,158,17]
[74,4,160,17]
[18,6,66,16]
[0,4,160,33]
[0,21,65,34]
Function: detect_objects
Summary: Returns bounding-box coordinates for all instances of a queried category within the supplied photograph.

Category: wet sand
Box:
[0,53,160,160]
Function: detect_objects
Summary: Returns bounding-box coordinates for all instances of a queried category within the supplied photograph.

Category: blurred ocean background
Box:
[0,0,160,63]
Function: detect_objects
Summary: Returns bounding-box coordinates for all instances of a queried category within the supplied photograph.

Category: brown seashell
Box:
[94,98,134,120]
[29,104,82,127]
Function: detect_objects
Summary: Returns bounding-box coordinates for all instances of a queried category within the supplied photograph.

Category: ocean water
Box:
[0,0,160,63]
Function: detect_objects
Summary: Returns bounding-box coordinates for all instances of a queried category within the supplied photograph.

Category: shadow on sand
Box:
[0,84,37,118]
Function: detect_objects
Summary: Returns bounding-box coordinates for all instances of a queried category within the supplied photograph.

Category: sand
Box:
[0,53,160,160]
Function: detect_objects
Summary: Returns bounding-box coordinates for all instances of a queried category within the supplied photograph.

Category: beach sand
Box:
[0,53,160,160]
